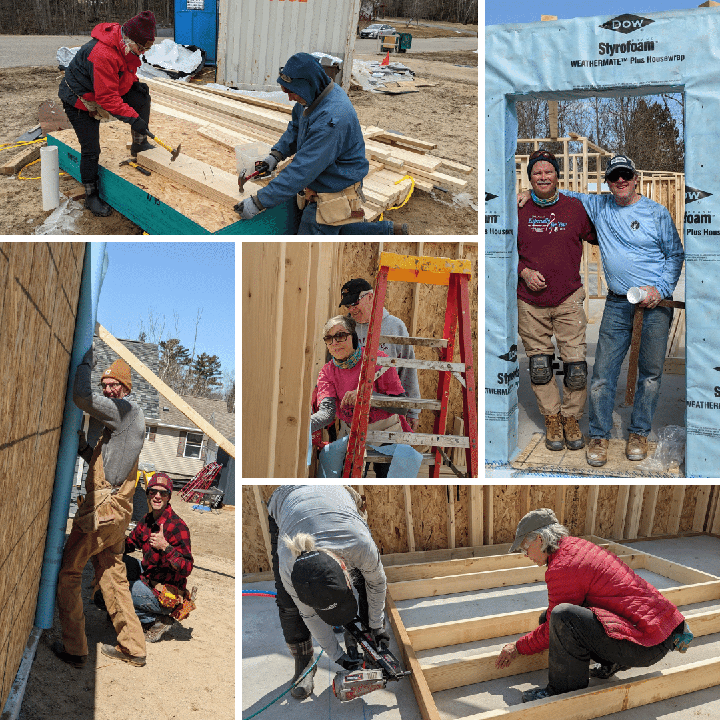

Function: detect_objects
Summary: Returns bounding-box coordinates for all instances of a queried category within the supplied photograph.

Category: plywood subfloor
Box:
[511,433,681,478]
[51,112,247,233]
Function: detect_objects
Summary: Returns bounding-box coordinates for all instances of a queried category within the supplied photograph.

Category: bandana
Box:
[531,189,559,207]
[332,346,361,370]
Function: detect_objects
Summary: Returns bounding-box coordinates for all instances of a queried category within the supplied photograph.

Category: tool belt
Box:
[74,429,136,534]
[80,99,113,121]
[297,182,366,226]
[152,582,197,621]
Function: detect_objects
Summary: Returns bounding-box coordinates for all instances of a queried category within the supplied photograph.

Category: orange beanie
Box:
[101,359,132,392]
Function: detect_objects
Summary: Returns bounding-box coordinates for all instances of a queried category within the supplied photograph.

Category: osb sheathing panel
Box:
[653,485,679,536]
[363,485,408,555]
[338,242,478,437]
[680,486,700,532]
[595,485,621,538]
[0,242,84,710]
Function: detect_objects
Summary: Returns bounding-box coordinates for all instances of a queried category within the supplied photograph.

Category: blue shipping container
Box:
[175,0,218,65]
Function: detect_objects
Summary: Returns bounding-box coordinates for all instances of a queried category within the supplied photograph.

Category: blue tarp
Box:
[485,8,720,476]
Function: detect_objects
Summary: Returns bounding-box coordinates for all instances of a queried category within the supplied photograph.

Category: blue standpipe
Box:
[35,242,107,628]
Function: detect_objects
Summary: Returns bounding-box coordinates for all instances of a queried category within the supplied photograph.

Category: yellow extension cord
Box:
[378,174,415,221]
[1,138,67,180]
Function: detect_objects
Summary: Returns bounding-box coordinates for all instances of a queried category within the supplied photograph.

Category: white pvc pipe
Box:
[40,145,60,212]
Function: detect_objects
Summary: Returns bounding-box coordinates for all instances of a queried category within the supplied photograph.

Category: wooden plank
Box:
[642,551,720,585]
[365,431,469,447]
[624,485,644,540]
[378,334,448,348]
[584,485,598,535]
[468,484,483,547]
[372,131,437,151]
[667,485,686,535]
[693,485,713,531]
[197,125,271,153]
[638,485,660,536]
[375,356,465,371]
[612,484,630,539]
[1,145,40,175]
[404,485,416,552]
[252,485,272,568]
[461,658,720,720]
[447,485,456,550]
[386,595,441,720]
[436,157,474,174]
[554,486,566,525]
[96,323,235,457]
[484,486,494,545]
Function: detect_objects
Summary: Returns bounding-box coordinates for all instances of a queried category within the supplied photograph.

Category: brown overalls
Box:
[56,430,146,658]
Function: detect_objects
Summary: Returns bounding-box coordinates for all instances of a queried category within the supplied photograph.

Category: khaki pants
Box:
[57,434,145,658]
[518,286,587,419]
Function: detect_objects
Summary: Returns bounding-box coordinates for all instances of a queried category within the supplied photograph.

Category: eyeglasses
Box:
[607,169,635,183]
[147,489,170,497]
[102,382,122,390]
[323,331,352,345]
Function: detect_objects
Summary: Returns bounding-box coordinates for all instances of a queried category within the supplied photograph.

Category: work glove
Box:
[263,150,283,173]
[130,116,149,136]
[337,652,363,671]
[371,625,391,649]
[234,195,263,220]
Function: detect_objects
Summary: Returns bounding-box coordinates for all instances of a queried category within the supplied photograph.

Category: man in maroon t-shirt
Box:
[517,150,597,451]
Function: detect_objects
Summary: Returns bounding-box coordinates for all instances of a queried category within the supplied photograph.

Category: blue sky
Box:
[486,1,704,27]
[96,242,235,384]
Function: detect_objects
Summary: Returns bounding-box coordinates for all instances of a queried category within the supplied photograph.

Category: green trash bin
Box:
[397,32,412,53]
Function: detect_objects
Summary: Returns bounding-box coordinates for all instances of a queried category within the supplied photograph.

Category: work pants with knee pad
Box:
[518,286,588,418]
[62,81,151,184]
[546,604,680,694]
[269,514,369,645]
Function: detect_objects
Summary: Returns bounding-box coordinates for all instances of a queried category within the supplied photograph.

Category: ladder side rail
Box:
[457,273,479,477]
[430,278,460,478]
[343,266,390,478]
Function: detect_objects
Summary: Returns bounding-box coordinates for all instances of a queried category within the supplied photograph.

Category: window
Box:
[145,426,157,442]
[184,432,204,459]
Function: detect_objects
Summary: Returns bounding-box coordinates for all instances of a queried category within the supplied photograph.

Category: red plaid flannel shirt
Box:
[125,503,193,593]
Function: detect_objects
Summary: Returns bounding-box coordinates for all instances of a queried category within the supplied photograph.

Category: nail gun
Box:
[332,618,411,702]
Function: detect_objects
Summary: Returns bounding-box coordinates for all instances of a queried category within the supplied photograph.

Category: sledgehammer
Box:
[147,130,181,161]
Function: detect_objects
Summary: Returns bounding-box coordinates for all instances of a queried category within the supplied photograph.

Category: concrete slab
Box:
[242,580,422,720]
[392,535,720,720]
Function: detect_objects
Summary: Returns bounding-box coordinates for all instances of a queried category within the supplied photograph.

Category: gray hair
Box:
[525,523,569,554]
[322,315,356,338]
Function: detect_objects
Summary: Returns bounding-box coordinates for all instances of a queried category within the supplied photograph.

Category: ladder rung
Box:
[377,357,465,372]
[366,431,470,448]
[370,396,442,411]
[379,335,449,348]
[365,451,437,465]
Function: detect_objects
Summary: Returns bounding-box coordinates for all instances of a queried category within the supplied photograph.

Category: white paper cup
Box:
[627,287,648,304]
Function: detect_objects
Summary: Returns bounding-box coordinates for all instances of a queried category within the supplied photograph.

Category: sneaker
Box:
[544,413,565,451]
[590,662,630,679]
[561,415,585,450]
[51,641,87,668]
[626,433,648,461]
[586,438,609,467]
[145,616,176,643]
[100,643,146,667]
[521,685,557,703]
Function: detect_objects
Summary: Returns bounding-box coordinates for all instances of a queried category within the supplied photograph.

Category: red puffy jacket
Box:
[516,536,685,655]
[59,23,142,123]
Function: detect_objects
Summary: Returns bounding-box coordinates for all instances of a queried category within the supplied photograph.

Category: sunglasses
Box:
[324,331,352,345]
[607,169,635,183]
[529,150,554,161]
[147,488,170,498]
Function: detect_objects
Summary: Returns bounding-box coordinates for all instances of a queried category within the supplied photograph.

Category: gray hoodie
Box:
[354,308,421,420]
[73,348,146,488]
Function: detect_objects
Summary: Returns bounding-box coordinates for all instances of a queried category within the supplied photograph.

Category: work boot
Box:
[100,643,146,667]
[145,615,176,643]
[626,433,648,461]
[590,662,630,679]
[521,685,558,703]
[561,415,585,450]
[586,438,609,467]
[83,182,112,217]
[130,130,154,156]
[288,640,316,699]
[51,641,87,668]
[393,222,409,234]
[544,413,564,451]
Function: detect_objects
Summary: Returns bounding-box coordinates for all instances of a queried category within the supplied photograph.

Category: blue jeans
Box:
[130,577,171,624]
[297,202,394,235]
[588,293,673,438]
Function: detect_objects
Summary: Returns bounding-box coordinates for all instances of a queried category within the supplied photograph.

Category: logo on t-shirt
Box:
[528,214,568,233]
[631,220,640,230]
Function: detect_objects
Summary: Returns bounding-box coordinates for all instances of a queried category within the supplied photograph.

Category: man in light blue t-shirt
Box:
[520,154,684,467]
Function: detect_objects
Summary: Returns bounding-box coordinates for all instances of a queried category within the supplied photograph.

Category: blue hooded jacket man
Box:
[235,53,405,235]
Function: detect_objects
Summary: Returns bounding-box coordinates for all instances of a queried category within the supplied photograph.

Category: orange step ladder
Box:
[342,252,477,478]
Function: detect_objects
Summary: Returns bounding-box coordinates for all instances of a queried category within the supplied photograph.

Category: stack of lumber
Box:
[143,78,473,219]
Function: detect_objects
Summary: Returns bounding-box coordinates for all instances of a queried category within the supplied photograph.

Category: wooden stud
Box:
[404,485,416,552]
[252,485,272,568]
[612,485,630,539]
[638,485,660,537]
[484,486,494,545]
[667,485,686,535]
[447,485,456,550]
[624,485,644,540]
[468,484,483,547]
[693,485,713,532]
[554,485,566,525]
[584,486,598,535]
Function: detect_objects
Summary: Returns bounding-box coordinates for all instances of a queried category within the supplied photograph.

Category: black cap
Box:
[339,278,372,307]
[604,155,637,179]
[290,550,358,626]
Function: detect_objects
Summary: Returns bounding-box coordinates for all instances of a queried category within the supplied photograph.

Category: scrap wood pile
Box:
[144,77,473,219]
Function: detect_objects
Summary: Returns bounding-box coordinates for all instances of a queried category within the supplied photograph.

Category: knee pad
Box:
[563,360,588,390]
[529,354,554,385]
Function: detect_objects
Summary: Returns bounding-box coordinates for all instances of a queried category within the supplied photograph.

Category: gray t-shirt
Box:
[73,348,146,488]
[267,485,387,662]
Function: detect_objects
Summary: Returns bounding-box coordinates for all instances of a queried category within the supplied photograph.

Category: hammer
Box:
[238,160,271,194]
[119,158,151,176]
[146,130,181,161]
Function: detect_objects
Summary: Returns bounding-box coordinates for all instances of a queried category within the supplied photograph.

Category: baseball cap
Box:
[339,278,372,307]
[290,550,358,626]
[509,508,558,553]
[605,155,637,179]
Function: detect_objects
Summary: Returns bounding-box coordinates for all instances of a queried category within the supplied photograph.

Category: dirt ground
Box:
[0,44,477,235]
[19,498,235,720]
